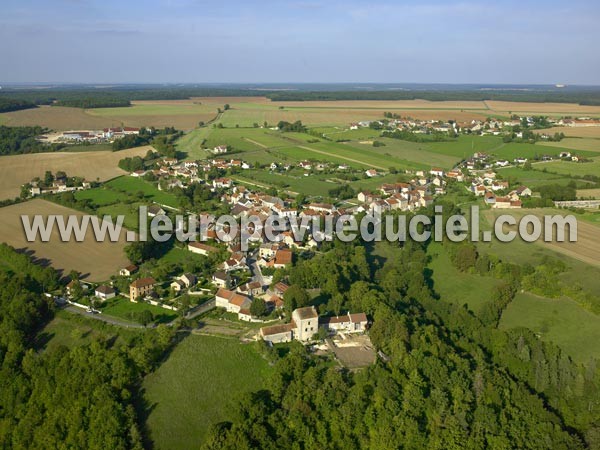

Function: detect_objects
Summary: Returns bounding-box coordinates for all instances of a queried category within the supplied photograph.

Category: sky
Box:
[1,0,599,85]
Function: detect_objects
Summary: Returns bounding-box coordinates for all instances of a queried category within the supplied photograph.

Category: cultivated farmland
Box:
[0,145,154,200]
[0,199,130,280]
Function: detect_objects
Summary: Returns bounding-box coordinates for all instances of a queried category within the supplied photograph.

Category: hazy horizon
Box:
[2,0,599,85]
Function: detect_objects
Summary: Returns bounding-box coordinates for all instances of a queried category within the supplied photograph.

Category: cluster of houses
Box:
[355,168,447,213]
[130,156,250,189]
[350,116,600,137]
[28,175,91,197]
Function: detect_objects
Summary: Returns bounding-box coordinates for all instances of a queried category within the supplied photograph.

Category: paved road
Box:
[63,305,147,329]
[185,298,216,320]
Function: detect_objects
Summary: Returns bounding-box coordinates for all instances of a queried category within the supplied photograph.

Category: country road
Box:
[64,305,147,328]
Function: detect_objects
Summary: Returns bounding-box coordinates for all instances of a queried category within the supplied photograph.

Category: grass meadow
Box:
[500,293,600,364]
[142,334,272,449]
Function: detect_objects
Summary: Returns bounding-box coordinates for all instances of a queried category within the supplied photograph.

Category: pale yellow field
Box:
[0,199,130,281]
[577,189,600,199]
[538,138,600,153]
[271,99,488,110]
[485,208,600,268]
[0,145,154,200]
[485,101,600,116]
[1,105,121,130]
[534,126,600,138]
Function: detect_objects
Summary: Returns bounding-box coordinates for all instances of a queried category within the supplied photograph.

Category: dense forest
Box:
[202,208,600,449]
[0,244,176,449]
[2,85,600,108]
[0,98,37,113]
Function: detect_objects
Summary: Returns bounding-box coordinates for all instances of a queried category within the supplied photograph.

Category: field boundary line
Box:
[298,145,387,170]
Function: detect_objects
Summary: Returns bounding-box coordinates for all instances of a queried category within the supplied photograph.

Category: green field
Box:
[105,176,180,208]
[98,296,178,324]
[495,166,581,189]
[143,335,272,449]
[427,242,504,312]
[35,309,140,352]
[500,293,600,363]
[532,157,600,177]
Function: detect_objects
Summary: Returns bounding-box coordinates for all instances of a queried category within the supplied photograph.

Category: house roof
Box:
[275,249,292,265]
[124,264,138,272]
[349,312,368,323]
[294,306,318,320]
[95,285,115,295]
[260,322,294,336]
[130,277,156,288]
[189,242,219,252]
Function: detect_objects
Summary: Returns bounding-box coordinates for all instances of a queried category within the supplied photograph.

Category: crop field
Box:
[485,101,600,116]
[0,105,121,130]
[483,208,600,268]
[0,199,130,281]
[86,100,218,130]
[538,138,600,153]
[500,293,600,364]
[576,188,600,199]
[142,335,272,450]
[534,126,600,138]
[350,138,461,169]
[0,145,154,200]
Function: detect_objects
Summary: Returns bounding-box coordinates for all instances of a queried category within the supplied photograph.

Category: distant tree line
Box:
[4,85,600,108]
[0,98,37,113]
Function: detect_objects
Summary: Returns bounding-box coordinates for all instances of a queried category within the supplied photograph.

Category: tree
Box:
[283,285,310,316]
[250,298,268,317]
[136,309,154,327]
[223,104,230,110]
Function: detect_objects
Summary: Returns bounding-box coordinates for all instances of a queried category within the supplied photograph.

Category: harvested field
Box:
[272,99,488,110]
[86,101,217,130]
[0,199,130,281]
[0,145,153,200]
[0,105,120,130]
[534,126,600,138]
[538,138,600,153]
[484,208,600,268]
[577,188,600,199]
[485,101,600,116]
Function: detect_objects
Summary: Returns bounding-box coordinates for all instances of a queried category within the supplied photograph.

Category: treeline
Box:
[0,243,177,448]
[4,86,600,108]
[0,125,48,155]
[54,98,131,108]
[0,98,37,113]
[267,89,600,105]
[203,236,593,448]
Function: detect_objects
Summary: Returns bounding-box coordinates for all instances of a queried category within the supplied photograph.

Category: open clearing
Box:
[0,105,121,130]
[0,145,153,200]
[532,157,600,177]
[500,293,600,364]
[0,199,129,281]
[142,334,272,450]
